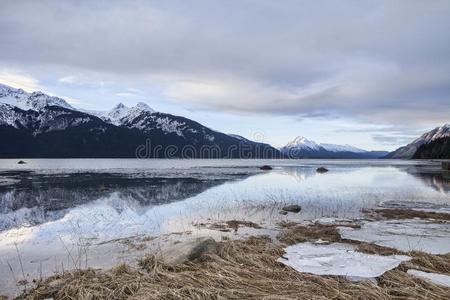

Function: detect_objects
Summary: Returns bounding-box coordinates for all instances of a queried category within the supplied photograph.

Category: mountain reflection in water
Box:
[0,172,237,231]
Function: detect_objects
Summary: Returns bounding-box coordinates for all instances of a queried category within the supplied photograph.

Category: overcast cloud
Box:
[0,0,449,149]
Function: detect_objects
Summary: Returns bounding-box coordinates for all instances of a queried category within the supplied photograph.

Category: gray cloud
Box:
[0,0,449,129]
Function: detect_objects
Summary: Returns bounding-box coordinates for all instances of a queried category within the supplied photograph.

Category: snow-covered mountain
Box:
[0,103,95,134]
[320,143,366,153]
[99,102,156,126]
[0,83,280,158]
[283,136,321,152]
[281,136,387,158]
[385,124,450,159]
[0,83,73,111]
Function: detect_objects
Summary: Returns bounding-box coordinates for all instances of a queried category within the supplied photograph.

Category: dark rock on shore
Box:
[282,205,302,213]
[157,237,218,266]
[260,165,273,170]
[17,160,26,164]
[316,167,328,173]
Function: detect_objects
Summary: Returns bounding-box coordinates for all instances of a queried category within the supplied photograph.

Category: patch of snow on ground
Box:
[277,242,410,278]
[339,219,450,254]
[407,269,450,287]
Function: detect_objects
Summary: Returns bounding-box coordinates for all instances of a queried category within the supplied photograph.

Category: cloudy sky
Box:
[1,0,449,150]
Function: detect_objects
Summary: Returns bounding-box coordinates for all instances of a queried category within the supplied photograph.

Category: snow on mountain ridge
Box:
[282,136,367,153]
[386,123,450,159]
[320,143,366,153]
[101,102,156,125]
[413,123,450,144]
[0,83,73,111]
[285,136,321,151]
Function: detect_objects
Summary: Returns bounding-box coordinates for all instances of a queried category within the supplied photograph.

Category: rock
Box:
[158,237,218,266]
[17,160,27,164]
[260,165,273,170]
[279,211,288,215]
[282,205,302,213]
[316,167,328,173]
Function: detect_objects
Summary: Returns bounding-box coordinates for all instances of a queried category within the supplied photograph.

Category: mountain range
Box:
[386,124,450,159]
[1,83,448,159]
[280,136,388,159]
[0,83,279,158]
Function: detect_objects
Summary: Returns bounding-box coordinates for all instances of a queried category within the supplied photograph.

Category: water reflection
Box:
[404,168,450,194]
[1,164,449,233]
[0,172,237,231]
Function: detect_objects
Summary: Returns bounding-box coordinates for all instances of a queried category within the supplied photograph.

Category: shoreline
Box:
[8,208,450,300]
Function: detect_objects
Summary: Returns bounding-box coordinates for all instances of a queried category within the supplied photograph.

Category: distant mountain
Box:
[412,136,450,159]
[0,83,280,158]
[280,136,388,159]
[385,124,450,159]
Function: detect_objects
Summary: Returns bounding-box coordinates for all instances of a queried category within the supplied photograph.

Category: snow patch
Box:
[339,219,450,254]
[407,269,450,287]
[277,242,410,278]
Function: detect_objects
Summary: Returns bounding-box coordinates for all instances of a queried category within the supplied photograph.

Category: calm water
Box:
[0,159,449,296]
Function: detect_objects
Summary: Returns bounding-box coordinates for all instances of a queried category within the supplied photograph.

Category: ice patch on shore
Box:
[277,242,410,278]
[407,270,450,287]
[339,219,450,254]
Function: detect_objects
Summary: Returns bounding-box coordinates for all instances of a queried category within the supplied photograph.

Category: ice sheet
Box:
[407,269,450,287]
[339,219,450,254]
[278,242,410,278]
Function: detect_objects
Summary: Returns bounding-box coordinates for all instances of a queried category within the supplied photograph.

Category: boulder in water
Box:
[260,165,273,170]
[282,204,302,213]
[316,167,328,173]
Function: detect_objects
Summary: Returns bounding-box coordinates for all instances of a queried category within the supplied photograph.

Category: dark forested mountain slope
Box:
[413,137,450,159]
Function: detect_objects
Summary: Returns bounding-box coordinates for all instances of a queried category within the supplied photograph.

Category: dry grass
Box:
[16,220,450,300]
[406,252,450,275]
[277,223,342,244]
[355,243,402,256]
[18,235,450,300]
[375,209,450,221]
[202,220,262,232]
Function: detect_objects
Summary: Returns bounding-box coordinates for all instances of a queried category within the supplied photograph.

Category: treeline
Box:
[413,137,450,159]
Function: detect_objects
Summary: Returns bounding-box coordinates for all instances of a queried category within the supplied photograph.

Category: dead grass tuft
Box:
[356,242,402,256]
[278,223,341,244]
[203,220,262,232]
[375,209,450,221]
[406,252,450,275]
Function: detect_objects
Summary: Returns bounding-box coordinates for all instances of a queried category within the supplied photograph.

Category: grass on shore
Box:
[17,220,450,300]
[374,208,450,221]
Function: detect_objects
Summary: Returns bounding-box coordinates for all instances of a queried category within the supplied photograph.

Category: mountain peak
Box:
[134,102,154,112]
[283,136,320,151]
[0,83,72,111]
[114,102,127,109]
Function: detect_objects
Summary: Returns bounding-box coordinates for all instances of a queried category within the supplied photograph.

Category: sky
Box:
[0,0,449,150]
